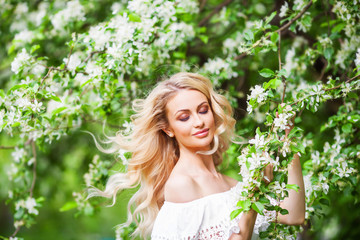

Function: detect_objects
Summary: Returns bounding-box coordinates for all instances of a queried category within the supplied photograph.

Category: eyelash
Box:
[179,108,208,122]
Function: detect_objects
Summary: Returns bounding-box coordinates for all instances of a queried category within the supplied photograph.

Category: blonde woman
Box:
[88,72,305,239]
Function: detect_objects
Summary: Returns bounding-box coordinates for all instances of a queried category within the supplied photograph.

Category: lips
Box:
[193,128,209,137]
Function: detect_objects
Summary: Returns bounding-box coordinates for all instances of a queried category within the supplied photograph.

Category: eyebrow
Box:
[174,101,208,116]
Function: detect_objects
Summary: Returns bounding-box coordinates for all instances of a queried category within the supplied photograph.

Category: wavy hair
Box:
[87,72,236,238]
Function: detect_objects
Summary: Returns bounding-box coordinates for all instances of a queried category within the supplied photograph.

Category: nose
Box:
[193,113,205,128]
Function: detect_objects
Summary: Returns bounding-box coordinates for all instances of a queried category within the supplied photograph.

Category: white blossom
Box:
[355,48,360,68]
[279,2,289,18]
[14,29,35,43]
[32,99,43,112]
[12,147,25,163]
[11,48,32,74]
[15,197,39,215]
[248,85,267,103]
[14,220,25,228]
[51,0,86,31]
[203,57,230,75]
[248,134,267,148]
[274,113,291,131]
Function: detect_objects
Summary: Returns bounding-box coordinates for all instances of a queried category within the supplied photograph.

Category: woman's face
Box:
[164,89,215,153]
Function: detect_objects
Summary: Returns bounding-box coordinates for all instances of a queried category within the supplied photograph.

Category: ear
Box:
[162,128,174,137]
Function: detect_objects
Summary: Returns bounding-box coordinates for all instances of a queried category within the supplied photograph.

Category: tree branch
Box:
[29,140,37,198]
[290,74,360,106]
[323,74,360,91]
[0,145,16,149]
[276,1,313,33]
[235,1,313,61]
[198,0,234,27]
[278,33,287,103]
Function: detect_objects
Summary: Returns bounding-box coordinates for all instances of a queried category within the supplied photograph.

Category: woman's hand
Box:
[263,163,273,184]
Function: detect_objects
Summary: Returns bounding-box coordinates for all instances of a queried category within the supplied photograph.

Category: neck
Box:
[177,146,217,175]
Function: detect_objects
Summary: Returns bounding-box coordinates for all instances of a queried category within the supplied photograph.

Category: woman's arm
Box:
[277,113,305,225]
[230,209,258,240]
[277,153,305,225]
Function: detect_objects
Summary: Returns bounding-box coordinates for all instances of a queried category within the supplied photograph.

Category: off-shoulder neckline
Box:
[163,182,239,206]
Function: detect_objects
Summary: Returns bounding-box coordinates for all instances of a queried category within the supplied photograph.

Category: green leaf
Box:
[244,30,254,41]
[0,89,5,98]
[280,208,289,215]
[259,68,275,78]
[52,107,67,115]
[230,208,243,220]
[251,202,265,215]
[173,51,186,59]
[198,35,209,44]
[270,32,279,44]
[31,44,40,54]
[332,22,346,33]
[49,94,62,102]
[324,47,334,61]
[341,123,352,133]
[265,11,277,25]
[264,78,282,89]
[12,122,21,127]
[8,84,27,93]
[319,198,330,206]
[286,184,300,192]
[128,13,141,22]
[59,201,77,212]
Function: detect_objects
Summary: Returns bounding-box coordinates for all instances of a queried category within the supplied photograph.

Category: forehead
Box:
[166,90,208,113]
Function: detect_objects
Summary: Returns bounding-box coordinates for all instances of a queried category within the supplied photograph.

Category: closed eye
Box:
[179,116,190,121]
[199,107,209,114]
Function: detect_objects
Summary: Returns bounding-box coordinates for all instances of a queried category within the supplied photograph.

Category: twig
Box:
[29,140,37,198]
[235,1,313,61]
[83,50,104,63]
[0,145,16,149]
[276,1,313,33]
[37,67,54,93]
[65,46,74,69]
[291,74,360,106]
[10,226,21,238]
[278,33,287,104]
[198,0,234,27]
[200,0,207,11]
[323,74,360,91]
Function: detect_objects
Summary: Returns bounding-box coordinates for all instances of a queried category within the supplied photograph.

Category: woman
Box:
[88,72,305,239]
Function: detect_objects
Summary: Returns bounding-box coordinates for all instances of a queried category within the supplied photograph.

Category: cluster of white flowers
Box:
[11,48,32,74]
[317,35,333,48]
[248,133,267,149]
[279,2,289,18]
[274,113,292,131]
[332,1,351,22]
[355,48,360,68]
[249,85,268,104]
[15,197,39,215]
[115,225,126,240]
[335,36,360,69]
[11,147,26,163]
[273,105,294,132]
[14,29,35,44]
[83,155,111,187]
[203,57,229,75]
[51,0,86,31]
[63,51,83,72]
[246,85,268,114]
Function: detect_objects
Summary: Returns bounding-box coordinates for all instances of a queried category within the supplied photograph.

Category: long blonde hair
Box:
[88,72,236,238]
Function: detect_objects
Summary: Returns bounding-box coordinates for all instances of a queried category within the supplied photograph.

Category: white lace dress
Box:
[151,182,272,240]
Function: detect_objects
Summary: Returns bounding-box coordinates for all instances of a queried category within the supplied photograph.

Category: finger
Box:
[269,164,274,181]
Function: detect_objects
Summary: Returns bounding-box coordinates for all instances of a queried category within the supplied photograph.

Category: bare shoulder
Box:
[164,173,200,203]
[222,174,239,188]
